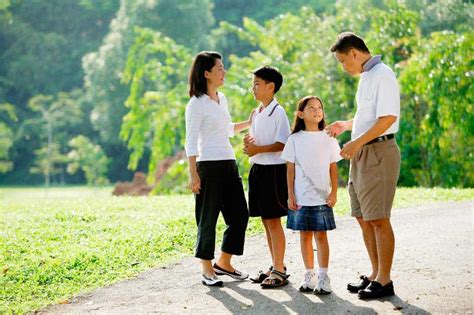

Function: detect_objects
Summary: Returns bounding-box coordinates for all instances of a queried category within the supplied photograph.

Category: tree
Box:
[0,103,16,172]
[83,0,214,182]
[67,135,109,186]
[27,91,85,186]
[399,31,473,187]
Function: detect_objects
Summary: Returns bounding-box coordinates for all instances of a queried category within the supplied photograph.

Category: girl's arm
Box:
[187,156,201,194]
[287,162,297,210]
[326,162,338,207]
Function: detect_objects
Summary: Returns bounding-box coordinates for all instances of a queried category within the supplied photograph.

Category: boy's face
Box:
[252,76,274,101]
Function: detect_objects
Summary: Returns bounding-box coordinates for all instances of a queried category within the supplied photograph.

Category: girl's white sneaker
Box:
[299,271,317,292]
[314,272,332,294]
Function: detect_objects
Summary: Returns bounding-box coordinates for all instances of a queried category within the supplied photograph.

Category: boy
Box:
[244,66,291,288]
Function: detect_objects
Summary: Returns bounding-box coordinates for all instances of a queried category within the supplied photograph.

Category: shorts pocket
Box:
[362,146,381,173]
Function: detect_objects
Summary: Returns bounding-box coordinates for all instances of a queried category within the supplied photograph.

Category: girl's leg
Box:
[300,231,314,269]
[314,231,329,269]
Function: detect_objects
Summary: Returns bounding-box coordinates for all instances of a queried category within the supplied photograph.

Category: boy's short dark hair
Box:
[330,32,370,54]
[252,66,283,94]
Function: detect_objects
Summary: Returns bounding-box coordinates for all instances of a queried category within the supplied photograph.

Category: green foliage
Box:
[399,31,473,187]
[67,136,110,185]
[122,27,192,175]
[0,103,16,172]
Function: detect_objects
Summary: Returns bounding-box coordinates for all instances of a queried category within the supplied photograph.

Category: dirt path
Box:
[40,201,473,314]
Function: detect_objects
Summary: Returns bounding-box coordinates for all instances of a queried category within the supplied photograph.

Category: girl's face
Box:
[205,59,226,88]
[299,98,324,124]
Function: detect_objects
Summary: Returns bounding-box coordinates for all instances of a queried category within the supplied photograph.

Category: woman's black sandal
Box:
[260,269,290,289]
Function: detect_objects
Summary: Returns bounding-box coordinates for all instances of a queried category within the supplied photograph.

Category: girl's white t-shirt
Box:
[281,131,342,206]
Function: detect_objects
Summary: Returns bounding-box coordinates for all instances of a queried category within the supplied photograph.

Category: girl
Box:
[185,51,253,286]
[281,95,342,294]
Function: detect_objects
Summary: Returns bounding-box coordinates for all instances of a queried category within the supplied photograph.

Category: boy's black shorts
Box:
[248,163,288,219]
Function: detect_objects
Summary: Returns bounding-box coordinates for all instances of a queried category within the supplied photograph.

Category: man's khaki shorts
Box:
[349,138,400,221]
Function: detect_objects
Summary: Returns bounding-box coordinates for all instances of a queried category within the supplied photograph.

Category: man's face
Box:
[335,50,361,76]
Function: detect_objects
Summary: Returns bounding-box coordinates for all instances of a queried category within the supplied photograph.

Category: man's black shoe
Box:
[347,275,371,293]
[358,280,395,299]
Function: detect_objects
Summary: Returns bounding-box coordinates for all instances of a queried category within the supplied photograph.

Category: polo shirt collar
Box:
[259,99,279,113]
[362,55,382,72]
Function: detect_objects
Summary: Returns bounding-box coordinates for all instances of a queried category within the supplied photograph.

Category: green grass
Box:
[1,187,472,314]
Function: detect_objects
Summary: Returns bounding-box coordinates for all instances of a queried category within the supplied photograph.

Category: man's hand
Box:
[325,120,349,137]
[340,139,362,160]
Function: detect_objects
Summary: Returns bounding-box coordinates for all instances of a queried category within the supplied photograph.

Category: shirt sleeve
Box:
[329,137,343,163]
[273,108,291,144]
[280,136,295,163]
[375,72,400,118]
[185,99,202,157]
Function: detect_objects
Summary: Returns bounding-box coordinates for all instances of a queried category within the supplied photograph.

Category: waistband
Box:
[365,133,394,146]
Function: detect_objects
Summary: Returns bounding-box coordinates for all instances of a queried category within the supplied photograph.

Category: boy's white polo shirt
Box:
[249,99,291,165]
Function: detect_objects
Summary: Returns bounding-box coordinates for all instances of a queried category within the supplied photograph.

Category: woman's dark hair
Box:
[292,95,326,134]
[188,51,222,97]
[330,32,370,54]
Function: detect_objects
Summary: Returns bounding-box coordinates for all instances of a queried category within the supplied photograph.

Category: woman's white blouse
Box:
[185,92,236,161]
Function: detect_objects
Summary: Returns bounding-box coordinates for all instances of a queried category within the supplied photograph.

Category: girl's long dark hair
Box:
[291,95,326,134]
[188,51,222,97]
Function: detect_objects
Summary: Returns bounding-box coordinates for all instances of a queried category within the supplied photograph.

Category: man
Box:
[326,32,401,299]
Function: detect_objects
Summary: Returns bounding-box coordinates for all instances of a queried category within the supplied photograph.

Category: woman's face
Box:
[205,58,226,88]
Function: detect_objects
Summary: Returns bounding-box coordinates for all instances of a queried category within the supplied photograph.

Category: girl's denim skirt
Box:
[287,204,336,231]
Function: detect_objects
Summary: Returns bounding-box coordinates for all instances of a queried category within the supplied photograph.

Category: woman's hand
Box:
[188,171,201,194]
[326,191,337,207]
[248,108,256,125]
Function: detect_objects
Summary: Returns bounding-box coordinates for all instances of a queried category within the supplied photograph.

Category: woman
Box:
[185,51,252,286]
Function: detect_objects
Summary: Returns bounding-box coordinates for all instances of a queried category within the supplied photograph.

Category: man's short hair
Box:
[252,66,283,94]
[330,32,370,54]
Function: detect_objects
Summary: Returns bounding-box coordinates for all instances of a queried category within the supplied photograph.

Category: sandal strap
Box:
[271,269,289,280]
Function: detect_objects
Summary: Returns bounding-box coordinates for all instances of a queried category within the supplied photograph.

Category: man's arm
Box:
[340,115,397,160]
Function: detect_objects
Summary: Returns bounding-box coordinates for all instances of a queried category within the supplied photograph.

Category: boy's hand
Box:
[243,135,259,156]
[326,191,337,207]
[244,142,259,157]
[288,193,298,211]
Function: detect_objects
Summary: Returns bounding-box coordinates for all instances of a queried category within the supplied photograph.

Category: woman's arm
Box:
[187,156,200,194]
[233,108,256,134]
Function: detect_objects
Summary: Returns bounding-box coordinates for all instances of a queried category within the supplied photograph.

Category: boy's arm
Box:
[244,141,285,157]
[326,162,338,207]
[287,162,297,210]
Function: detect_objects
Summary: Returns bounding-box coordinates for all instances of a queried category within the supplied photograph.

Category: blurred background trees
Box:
[1,0,472,189]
